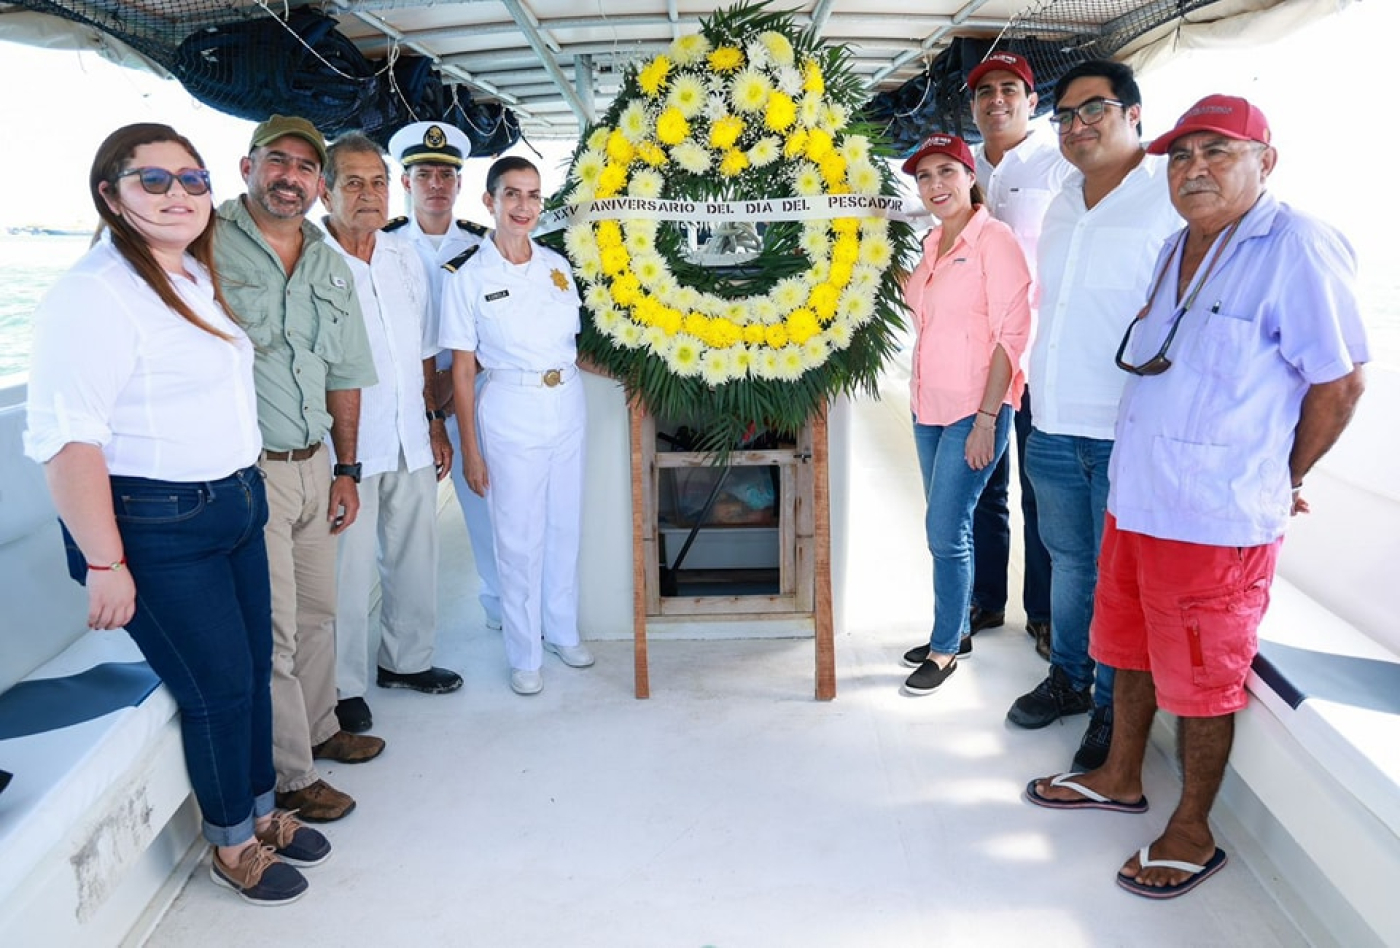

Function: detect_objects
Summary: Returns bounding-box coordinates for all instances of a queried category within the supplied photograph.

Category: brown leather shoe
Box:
[312,729,385,764]
[274,779,355,823]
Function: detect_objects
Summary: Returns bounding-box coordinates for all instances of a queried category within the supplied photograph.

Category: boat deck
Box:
[144,377,1305,947]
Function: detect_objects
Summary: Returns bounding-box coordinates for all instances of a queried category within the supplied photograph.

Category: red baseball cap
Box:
[1147,94,1271,155]
[901,133,975,176]
[967,51,1035,93]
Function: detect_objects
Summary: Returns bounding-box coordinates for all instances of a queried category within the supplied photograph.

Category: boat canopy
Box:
[0,0,1351,147]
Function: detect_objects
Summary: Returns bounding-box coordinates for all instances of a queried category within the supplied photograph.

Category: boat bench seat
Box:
[0,393,195,945]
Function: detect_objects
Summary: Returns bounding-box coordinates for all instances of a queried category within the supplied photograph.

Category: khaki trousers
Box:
[259,451,341,792]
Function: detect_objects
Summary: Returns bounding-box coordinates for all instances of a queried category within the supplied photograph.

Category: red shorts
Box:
[1090,514,1281,717]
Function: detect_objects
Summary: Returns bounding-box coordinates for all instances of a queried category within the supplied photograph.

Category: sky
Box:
[0,0,1395,245]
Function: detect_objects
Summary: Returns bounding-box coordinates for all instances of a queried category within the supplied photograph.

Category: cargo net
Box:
[7,0,521,155]
[861,0,1222,155]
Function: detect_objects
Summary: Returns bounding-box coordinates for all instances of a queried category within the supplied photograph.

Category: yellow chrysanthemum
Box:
[595,219,623,250]
[708,115,744,150]
[827,261,852,290]
[600,245,629,276]
[670,33,712,66]
[802,60,824,94]
[610,274,642,307]
[759,31,795,66]
[785,308,820,345]
[764,324,790,349]
[657,308,684,336]
[805,128,834,161]
[708,46,744,72]
[831,218,860,237]
[708,317,741,349]
[596,163,628,198]
[808,282,840,320]
[683,312,709,338]
[656,108,691,146]
[635,140,668,167]
[619,104,651,142]
[742,323,767,346]
[606,130,636,165]
[719,149,750,177]
[671,142,711,174]
[818,154,847,188]
[731,70,771,113]
[667,75,708,119]
[764,91,797,132]
[784,128,809,158]
[832,235,860,267]
[638,56,672,97]
[747,136,781,167]
[586,127,610,152]
[629,169,664,198]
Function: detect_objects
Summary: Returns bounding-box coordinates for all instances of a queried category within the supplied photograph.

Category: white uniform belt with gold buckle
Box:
[488,365,579,387]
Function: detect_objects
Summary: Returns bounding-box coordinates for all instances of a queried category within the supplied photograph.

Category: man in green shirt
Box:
[215,115,383,822]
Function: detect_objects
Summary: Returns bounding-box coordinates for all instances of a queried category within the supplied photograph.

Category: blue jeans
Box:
[971,390,1051,622]
[1024,430,1115,707]
[63,466,277,846]
[914,408,1011,656]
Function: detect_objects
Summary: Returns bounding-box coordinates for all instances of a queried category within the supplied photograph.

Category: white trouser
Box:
[335,456,440,698]
[447,372,502,624]
[477,372,586,671]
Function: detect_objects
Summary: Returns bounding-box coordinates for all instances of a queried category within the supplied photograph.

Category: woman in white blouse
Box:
[439,156,594,697]
[24,124,326,905]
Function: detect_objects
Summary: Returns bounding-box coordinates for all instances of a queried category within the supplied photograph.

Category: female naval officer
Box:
[438,156,595,696]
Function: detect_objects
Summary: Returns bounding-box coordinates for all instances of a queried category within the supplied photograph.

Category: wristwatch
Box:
[426,409,447,422]
[333,462,362,483]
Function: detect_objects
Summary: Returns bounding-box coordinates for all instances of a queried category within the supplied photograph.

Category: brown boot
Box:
[275,779,356,823]
[312,729,385,764]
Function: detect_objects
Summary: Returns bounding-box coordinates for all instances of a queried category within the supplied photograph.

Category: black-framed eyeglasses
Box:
[116,167,212,196]
[1050,97,1125,134]
[1115,218,1241,376]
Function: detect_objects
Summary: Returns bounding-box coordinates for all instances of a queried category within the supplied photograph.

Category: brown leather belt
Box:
[261,443,322,462]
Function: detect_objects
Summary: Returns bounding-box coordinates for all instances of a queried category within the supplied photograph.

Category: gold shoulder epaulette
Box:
[457,219,488,237]
[382,216,410,233]
[442,245,481,273]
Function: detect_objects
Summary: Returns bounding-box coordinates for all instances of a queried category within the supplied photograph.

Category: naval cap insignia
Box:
[550,268,569,291]
[424,125,447,148]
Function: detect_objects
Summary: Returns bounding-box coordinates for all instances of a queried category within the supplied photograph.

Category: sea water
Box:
[2,230,1398,379]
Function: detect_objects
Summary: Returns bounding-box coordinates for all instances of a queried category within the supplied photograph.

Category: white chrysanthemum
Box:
[860,217,888,239]
[594,306,622,335]
[586,127,610,151]
[798,93,822,127]
[847,264,882,294]
[700,348,733,387]
[858,232,895,269]
[778,344,807,379]
[722,302,747,324]
[760,31,795,66]
[820,103,850,132]
[575,257,603,283]
[800,227,830,260]
[840,286,876,325]
[809,258,831,284]
[671,285,701,312]
[793,162,823,196]
[696,293,726,318]
[743,40,771,71]
[631,252,668,287]
[619,103,651,142]
[671,141,711,174]
[750,297,779,325]
[667,75,708,119]
[847,160,881,195]
[747,136,781,167]
[666,336,704,376]
[756,348,783,380]
[629,168,665,198]
[669,32,712,66]
[801,335,830,366]
[704,93,729,121]
[774,65,803,96]
[771,277,808,312]
[571,149,606,187]
[826,318,853,350]
[839,135,872,164]
[624,221,658,255]
[617,321,645,349]
[728,345,754,379]
[643,325,671,355]
[731,69,772,113]
[564,224,594,259]
[584,284,613,312]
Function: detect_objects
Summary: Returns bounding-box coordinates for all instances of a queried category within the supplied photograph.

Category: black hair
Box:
[1053,60,1143,136]
[485,156,539,195]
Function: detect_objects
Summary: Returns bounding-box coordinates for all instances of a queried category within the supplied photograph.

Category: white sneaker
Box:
[510,669,543,695]
[544,641,595,668]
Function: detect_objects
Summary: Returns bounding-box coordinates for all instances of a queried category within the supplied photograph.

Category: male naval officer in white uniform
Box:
[384,120,503,631]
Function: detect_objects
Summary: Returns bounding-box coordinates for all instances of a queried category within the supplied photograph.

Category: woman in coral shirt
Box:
[898,133,1032,697]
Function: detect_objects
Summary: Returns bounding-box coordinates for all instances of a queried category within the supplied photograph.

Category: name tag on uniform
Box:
[485,290,510,302]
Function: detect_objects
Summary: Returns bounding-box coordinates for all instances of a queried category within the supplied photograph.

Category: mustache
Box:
[269,182,307,200]
[1177,179,1218,196]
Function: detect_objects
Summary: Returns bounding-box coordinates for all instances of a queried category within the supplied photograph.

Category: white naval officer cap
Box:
[388,121,473,168]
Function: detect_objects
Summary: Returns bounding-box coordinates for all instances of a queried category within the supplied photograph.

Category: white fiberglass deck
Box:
[144,376,1304,947]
